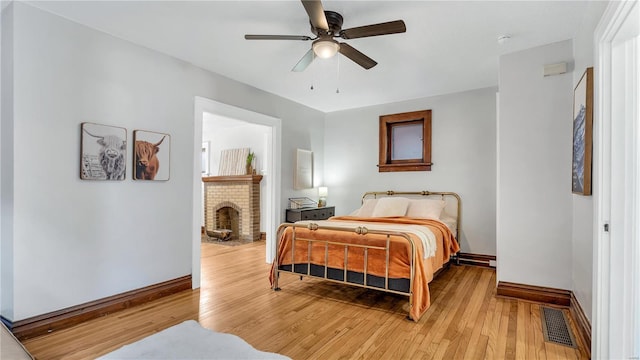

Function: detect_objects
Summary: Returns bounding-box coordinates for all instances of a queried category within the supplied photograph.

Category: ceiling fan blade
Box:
[292,49,316,72]
[245,35,312,41]
[301,0,329,30]
[338,43,377,69]
[340,20,406,39]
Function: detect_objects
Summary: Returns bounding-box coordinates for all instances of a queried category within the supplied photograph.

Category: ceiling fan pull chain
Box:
[310,60,316,90]
[336,55,340,94]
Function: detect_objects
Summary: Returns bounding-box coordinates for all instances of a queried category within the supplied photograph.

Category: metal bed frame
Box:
[272,190,461,320]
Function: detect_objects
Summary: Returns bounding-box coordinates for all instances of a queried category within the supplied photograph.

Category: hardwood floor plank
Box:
[506,300,519,359]
[475,271,498,359]
[495,299,512,360]
[531,303,548,360]
[419,264,478,349]
[432,339,451,360]
[545,341,563,360]
[474,335,490,360]
[21,241,589,359]
[461,270,494,359]
[485,293,502,359]
[516,302,527,358]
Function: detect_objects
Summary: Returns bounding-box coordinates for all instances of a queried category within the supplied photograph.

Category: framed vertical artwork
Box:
[294,149,313,190]
[572,67,593,195]
[80,122,127,180]
[202,141,210,176]
[133,130,171,181]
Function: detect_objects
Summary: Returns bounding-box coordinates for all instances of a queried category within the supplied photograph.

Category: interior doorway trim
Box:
[593,1,639,358]
[192,97,282,288]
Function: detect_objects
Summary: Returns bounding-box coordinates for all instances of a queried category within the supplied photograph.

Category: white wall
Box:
[497,40,574,290]
[570,1,608,323]
[204,122,269,178]
[1,2,324,321]
[324,87,497,256]
[280,109,326,205]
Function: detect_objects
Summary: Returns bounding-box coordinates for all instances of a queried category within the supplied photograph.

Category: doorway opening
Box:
[192,97,282,288]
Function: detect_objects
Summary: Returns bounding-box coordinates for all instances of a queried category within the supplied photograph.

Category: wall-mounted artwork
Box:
[133,130,171,181]
[572,67,593,195]
[202,141,210,176]
[80,122,127,180]
[294,149,313,190]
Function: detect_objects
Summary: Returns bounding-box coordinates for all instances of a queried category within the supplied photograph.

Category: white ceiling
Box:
[28,0,594,113]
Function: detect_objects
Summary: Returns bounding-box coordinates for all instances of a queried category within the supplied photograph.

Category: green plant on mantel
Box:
[246,151,255,175]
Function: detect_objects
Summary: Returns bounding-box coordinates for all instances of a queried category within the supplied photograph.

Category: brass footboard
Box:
[272,222,417,320]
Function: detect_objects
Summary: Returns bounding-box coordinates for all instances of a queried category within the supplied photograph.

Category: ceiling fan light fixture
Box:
[245,2,406,70]
[312,39,340,59]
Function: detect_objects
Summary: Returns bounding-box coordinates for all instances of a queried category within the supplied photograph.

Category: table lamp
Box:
[318,187,328,207]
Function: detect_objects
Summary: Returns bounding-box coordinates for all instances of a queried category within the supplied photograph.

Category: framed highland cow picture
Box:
[80,122,127,180]
[133,130,171,181]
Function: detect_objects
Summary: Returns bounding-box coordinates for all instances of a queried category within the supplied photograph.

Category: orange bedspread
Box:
[270,216,460,321]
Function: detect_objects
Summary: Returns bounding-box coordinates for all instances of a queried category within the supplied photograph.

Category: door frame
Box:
[593,1,639,357]
[191,96,282,288]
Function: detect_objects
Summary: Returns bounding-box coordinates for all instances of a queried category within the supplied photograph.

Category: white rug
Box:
[97,320,290,360]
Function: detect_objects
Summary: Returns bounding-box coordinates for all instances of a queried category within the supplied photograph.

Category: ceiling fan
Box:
[244,0,406,71]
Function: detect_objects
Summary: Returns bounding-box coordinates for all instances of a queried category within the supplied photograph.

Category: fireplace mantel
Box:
[202,175,263,184]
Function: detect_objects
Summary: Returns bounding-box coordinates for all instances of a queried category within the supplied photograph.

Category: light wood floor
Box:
[23,241,589,359]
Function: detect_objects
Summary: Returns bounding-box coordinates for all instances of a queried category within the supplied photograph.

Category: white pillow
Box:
[352,199,378,217]
[371,197,410,217]
[406,198,446,219]
[439,214,457,234]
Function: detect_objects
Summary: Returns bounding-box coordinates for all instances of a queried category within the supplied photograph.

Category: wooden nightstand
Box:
[286,206,335,223]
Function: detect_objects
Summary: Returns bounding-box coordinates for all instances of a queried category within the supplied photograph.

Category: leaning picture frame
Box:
[133,130,171,181]
[572,67,593,195]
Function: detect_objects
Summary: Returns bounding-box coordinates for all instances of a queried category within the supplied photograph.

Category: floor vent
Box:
[540,306,577,348]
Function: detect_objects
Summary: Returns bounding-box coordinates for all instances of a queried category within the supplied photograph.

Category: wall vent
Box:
[540,306,577,348]
[543,62,568,76]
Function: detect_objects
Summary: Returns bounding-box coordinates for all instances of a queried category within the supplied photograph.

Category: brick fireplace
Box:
[203,175,262,241]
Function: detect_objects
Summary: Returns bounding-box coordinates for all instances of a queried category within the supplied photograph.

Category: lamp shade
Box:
[318,186,328,198]
[312,39,339,59]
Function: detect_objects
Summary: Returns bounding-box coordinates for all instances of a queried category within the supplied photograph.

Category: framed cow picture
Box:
[80,122,127,180]
[133,130,171,181]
